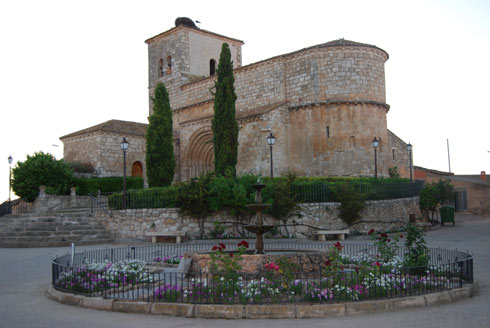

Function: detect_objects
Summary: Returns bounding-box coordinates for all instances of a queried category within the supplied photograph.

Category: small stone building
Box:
[60,120,147,181]
[61,18,413,183]
[414,166,490,214]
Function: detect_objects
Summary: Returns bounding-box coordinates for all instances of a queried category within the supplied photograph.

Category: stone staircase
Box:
[0,210,114,247]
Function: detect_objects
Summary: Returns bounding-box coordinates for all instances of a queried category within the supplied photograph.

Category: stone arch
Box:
[185,127,214,179]
[131,161,143,177]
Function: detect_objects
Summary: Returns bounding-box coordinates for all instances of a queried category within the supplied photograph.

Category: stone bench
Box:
[145,231,186,244]
[314,230,350,241]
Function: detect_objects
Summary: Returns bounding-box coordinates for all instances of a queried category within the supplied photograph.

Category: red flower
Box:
[325,259,331,266]
[229,253,234,258]
[212,245,218,251]
[219,243,226,249]
[400,234,404,238]
[380,233,388,238]
[387,239,391,243]
[340,265,344,271]
[238,240,249,248]
[375,262,381,267]
[334,241,343,251]
[218,247,223,252]
[368,229,375,235]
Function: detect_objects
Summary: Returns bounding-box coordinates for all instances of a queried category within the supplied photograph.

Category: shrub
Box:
[11,152,74,201]
[66,161,95,174]
[108,185,177,210]
[403,224,429,272]
[75,176,143,195]
[337,185,366,225]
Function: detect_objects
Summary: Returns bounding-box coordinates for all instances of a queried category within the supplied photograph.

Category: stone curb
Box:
[46,283,478,319]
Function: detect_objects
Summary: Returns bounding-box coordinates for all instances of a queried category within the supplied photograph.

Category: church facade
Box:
[61,19,412,183]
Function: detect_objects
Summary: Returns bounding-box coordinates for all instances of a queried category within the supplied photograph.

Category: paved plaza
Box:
[0,213,489,328]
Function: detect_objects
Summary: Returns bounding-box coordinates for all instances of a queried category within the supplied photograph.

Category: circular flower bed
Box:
[52,229,474,305]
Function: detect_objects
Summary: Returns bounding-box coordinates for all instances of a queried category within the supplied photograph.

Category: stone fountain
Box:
[244,183,274,254]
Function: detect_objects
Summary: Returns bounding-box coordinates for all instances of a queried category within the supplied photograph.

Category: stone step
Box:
[0,229,110,237]
[0,238,114,248]
[0,233,113,243]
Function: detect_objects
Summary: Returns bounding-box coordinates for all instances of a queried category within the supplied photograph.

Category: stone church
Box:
[60,18,412,183]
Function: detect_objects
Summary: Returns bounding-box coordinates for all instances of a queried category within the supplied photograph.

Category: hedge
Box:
[75,177,144,195]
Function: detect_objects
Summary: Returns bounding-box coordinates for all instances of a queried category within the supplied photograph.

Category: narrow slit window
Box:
[210,59,216,76]
[326,126,330,138]
[158,59,164,78]
[167,55,172,75]
[392,149,396,160]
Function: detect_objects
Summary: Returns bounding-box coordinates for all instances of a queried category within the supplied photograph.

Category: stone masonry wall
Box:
[63,132,146,180]
[95,196,421,241]
[387,130,412,179]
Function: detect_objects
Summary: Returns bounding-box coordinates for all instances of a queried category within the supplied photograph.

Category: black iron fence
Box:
[90,181,425,213]
[292,180,425,203]
[52,243,473,304]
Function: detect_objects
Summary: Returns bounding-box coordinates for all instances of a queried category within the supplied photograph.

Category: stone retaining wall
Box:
[46,283,478,319]
[95,196,421,241]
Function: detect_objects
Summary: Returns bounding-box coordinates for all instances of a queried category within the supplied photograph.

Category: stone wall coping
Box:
[46,282,478,319]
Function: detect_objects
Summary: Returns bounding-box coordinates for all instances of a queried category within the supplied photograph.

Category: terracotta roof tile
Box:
[60,120,148,139]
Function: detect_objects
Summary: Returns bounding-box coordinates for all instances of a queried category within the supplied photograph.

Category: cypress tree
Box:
[146,82,175,186]
[212,43,239,176]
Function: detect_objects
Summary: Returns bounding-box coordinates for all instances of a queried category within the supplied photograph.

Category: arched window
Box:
[131,161,143,177]
[166,56,172,75]
[158,59,164,78]
[210,59,216,76]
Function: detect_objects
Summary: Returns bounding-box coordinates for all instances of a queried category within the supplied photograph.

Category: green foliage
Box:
[403,224,429,271]
[11,152,74,201]
[176,172,215,238]
[420,179,454,221]
[208,172,248,216]
[210,220,226,239]
[108,185,177,210]
[146,81,175,187]
[369,230,401,264]
[388,166,400,178]
[263,172,299,220]
[75,176,143,195]
[66,161,94,174]
[337,185,366,225]
[212,43,239,176]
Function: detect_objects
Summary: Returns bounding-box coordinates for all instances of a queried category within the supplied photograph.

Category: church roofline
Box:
[60,119,148,140]
[180,38,389,89]
[145,25,244,45]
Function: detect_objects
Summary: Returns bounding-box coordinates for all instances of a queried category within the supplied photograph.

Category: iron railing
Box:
[52,242,473,304]
[90,181,425,213]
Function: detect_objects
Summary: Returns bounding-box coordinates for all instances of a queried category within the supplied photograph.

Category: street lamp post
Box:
[372,137,379,178]
[266,133,276,178]
[407,143,413,182]
[120,138,129,209]
[8,155,12,214]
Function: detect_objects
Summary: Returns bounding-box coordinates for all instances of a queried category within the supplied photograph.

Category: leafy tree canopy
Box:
[11,152,74,202]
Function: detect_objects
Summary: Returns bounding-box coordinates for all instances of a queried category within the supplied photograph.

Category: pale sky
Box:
[1,0,490,202]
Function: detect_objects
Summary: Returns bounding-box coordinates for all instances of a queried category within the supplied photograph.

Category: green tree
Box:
[146,82,175,187]
[212,43,239,177]
[11,152,74,201]
[176,172,215,238]
[338,184,366,226]
[419,178,454,222]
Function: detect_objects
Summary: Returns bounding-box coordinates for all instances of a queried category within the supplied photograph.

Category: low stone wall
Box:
[33,187,92,214]
[95,196,421,241]
[46,283,478,319]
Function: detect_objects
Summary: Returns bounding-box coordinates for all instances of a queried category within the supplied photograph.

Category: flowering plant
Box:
[368,229,401,265]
